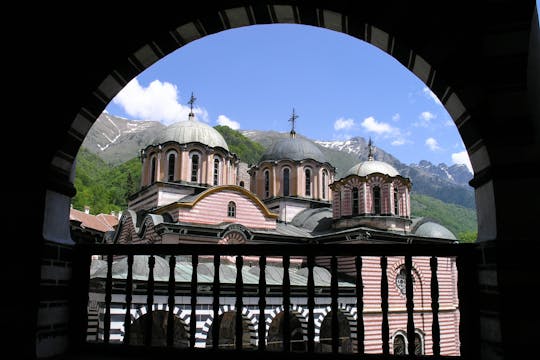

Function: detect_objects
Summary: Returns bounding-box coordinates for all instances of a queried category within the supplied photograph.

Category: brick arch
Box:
[199,305,258,348]
[315,304,356,343]
[123,304,190,339]
[266,304,310,343]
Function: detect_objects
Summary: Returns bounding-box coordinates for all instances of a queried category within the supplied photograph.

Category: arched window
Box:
[392,331,423,355]
[283,168,290,196]
[305,168,311,197]
[394,187,399,215]
[227,201,236,217]
[264,169,270,198]
[352,187,359,215]
[167,152,175,182]
[213,158,220,186]
[393,333,406,355]
[190,153,199,183]
[373,186,381,214]
[150,156,157,184]
[239,181,245,188]
[322,170,327,199]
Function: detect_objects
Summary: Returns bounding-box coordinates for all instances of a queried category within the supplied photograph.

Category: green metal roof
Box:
[90,256,354,287]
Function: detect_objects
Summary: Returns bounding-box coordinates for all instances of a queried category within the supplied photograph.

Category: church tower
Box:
[248,109,335,222]
[129,93,240,212]
[330,139,412,233]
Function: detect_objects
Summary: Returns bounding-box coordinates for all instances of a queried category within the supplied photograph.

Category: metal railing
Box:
[71,242,478,359]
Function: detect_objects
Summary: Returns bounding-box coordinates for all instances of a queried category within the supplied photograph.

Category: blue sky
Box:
[105,24,473,172]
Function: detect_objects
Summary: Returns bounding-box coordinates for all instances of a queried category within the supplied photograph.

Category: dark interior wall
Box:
[8,2,538,359]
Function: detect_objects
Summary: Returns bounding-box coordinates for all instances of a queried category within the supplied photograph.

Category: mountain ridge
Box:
[81,113,475,209]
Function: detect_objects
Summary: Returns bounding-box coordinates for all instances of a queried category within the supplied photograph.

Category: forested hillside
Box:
[214,125,265,165]
[72,148,140,214]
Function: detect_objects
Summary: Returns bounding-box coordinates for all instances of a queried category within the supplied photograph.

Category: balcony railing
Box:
[71,242,478,359]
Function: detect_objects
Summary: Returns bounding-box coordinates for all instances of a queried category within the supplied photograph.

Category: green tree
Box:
[214,125,265,165]
[457,231,477,243]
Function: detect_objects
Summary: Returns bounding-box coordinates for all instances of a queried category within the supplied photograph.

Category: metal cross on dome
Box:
[188,92,197,117]
[289,108,299,137]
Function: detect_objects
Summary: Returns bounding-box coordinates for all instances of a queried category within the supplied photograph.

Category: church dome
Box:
[260,136,328,164]
[153,118,229,150]
[346,159,400,177]
[414,221,457,240]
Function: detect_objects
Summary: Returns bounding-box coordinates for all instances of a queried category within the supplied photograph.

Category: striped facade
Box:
[88,254,459,355]
[172,188,277,230]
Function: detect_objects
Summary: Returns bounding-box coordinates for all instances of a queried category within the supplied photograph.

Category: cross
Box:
[368,138,375,160]
[188,92,197,113]
[289,108,299,134]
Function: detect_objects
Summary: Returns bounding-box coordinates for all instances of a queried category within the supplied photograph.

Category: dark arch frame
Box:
[20,2,539,359]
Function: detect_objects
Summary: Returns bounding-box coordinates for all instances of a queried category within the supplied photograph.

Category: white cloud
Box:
[217,114,240,130]
[361,116,411,146]
[414,111,437,127]
[334,117,355,131]
[392,113,400,121]
[112,77,208,125]
[425,137,441,151]
[452,150,473,173]
[423,87,442,105]
[419,111,436,121]
[361,116,394,134]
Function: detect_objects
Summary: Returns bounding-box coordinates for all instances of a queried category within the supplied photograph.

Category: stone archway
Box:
[205,310,256,350]
[46,3,508,247]
[128,310,189,347]
[30,3,540,360]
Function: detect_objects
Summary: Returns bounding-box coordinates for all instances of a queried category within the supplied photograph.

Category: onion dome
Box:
[152,92,229,150]
[260,136,328,163]
[345,138,399,177]
[153,118,229,150]
[346,160,400,177]
[414,221,457,240]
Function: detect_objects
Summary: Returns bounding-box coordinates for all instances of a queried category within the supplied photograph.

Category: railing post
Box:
[167,255,176,347]
[355,256,364,354]
[405,255,415,356]
[430,256,440,356]
[282,255,291,352]
[123,254,134,345]
[331,256,339,353]
[190,254,198,349]
[235,255,244,350]
[104,253,113,344]
[307,255,315,353]
[145,255,155,346]
[212,254,220,349]
[258,256,267,351]
[380,256,389,355]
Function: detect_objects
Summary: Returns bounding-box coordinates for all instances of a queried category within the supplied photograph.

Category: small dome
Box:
[346,159,400,177]
[291,208,333,233]
[260,136,328,163]
[153,119,229,150]
[414,221,457,240]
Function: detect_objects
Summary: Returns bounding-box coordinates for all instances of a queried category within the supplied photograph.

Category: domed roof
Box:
[260,136,328,163]
[346,159,400,177]
[291,208,333,233]
[414,221,457,240]
[153,118,229,150]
